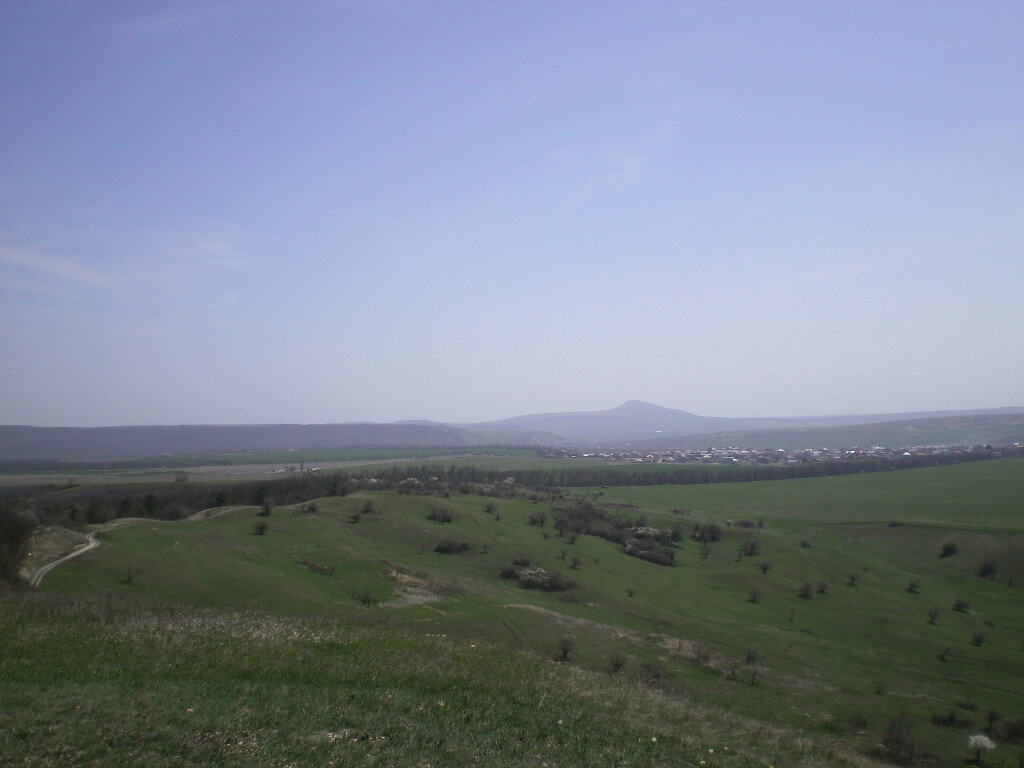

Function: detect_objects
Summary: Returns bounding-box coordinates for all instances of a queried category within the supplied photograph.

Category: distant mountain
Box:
[3,403,1021,461]
[640,412,1024,451]
[455,401,1024,446]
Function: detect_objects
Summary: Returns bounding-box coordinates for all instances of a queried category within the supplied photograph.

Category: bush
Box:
[748,588,760,604]
[941,541,958,558]
[500,562,575,592]
[622,535,676,566]
[797,582,813,599]
[978,560,998,580]
[739,539,760,557]
[971,631,986,647]
[356,590,374,607]
[907,578,921,594]
[692,523,722,543]
[1001,717,1024,744]
[252,521,268,535]
[556,635,576,661]
[931,710,973,729]
[0,504,40,583]
[527,511,547,526]
[927,608,940,625]
[876,714,917,765]
[952,597,969,612]
[427,505,456,524]
[759,561,772,574]
[435,538,470,554]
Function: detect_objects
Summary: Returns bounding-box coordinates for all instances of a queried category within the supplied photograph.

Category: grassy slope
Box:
[6,459,1024,766]
[0,596,881,768]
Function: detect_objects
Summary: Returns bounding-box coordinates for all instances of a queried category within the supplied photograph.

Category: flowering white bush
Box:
[968,733,995,760]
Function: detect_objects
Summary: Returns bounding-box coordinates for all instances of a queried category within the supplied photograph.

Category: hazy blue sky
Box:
[2,2,1022,426]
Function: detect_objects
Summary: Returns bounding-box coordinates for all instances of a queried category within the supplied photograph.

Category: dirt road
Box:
[27,506,247,588]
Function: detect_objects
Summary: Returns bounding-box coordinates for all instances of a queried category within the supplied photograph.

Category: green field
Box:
[4,460,1024,766]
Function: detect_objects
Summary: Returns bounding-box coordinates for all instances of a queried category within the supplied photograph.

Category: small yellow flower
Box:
[557,720,563,725]
[708,748,714,754]
[651,737,657,742]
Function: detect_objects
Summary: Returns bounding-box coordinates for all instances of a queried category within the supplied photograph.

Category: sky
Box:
[1,1,1022,426]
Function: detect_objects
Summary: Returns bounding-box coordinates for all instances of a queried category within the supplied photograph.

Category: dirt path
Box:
[27,506,247,588]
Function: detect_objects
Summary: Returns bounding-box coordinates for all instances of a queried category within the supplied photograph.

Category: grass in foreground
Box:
[0,594,883,768]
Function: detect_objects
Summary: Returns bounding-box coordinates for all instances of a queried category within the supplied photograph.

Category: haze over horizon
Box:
[2,3,1022,428]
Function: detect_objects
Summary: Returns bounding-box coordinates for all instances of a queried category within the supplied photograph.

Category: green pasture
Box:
[10,459,1024,766]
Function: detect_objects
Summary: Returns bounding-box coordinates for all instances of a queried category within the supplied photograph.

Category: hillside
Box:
[0,423,496,461]
[14,459,1024,767]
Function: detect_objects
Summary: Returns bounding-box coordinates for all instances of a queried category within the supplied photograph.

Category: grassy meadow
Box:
[3,459,1023,766]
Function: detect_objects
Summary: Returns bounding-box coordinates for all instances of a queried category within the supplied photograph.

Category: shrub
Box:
[745,646,759,664]
[759,560,772,575]
[739,539,760,557]
[622,534,676,566]
[435,538,470,554]
[927,608,940,625]
[692,523,722,543]
[0,504,40,583]
[356,590,374,607]
[556,636,576,661]
[609,653,627,673]
[427,505,455,524]
[304,501,317,514]
[569,556,580,569]
[258,499,274,517]
[252,521,268,535]
[851,713,869,730]
[968,733,995,761]
[484,502,497,514]
[527,511,547,526]
[941,541,958,558]
[748,588,760,604]
[936,647,951,662]
[931,710,973,729]
[971,631,986,647]
[360,500,375,515]
[978,560,998,580]
[1002,717,1024,744]
[816,581,830,594]
[953,597,969,612]
[847,572,860,586]
[907,578,921,594]
[797,582,813,599]
[799,539,812,548]
[500,562,575,592]
[876,714,917,765]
